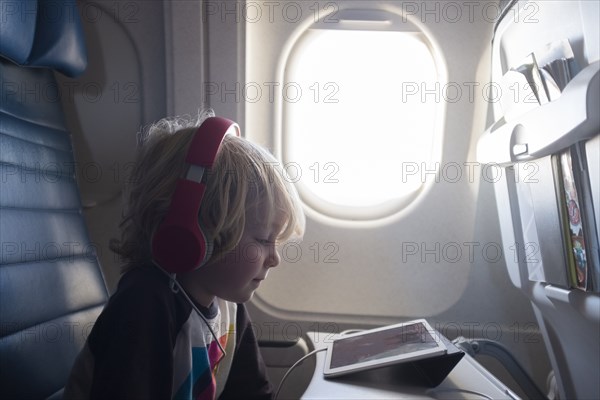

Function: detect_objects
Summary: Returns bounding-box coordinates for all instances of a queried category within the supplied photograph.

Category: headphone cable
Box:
[274,348,327,400]
[151,261,227,357]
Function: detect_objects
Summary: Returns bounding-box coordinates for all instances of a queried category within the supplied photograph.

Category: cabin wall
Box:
[56,1,169,290]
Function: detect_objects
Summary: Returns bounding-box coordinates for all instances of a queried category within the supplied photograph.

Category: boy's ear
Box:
[152,117,239,273]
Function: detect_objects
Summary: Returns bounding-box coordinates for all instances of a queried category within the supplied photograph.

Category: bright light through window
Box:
[284,28,441,218]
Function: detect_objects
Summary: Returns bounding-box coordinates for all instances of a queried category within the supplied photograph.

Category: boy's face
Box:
[185,204,284,305]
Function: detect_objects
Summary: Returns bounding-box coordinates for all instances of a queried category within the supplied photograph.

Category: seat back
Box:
[0,1,108,398]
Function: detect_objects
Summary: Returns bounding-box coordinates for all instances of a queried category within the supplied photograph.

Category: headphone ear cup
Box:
[152,180,207,274]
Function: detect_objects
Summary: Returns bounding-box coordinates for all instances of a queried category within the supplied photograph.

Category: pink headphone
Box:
[151,116,240,274]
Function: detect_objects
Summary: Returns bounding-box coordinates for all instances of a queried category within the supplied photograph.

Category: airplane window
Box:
[283,28,442,221]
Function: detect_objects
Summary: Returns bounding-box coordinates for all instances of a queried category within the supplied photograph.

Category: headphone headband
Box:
[186,116,240,167]
[151,116,240,274]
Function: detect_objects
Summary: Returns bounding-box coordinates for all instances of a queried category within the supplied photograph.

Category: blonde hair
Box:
[110,110,305,272]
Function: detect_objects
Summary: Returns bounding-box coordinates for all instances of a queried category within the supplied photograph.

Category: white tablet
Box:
[323,319,447,378]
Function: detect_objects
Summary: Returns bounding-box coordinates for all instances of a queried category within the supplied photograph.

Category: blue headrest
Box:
[0,0,87,77]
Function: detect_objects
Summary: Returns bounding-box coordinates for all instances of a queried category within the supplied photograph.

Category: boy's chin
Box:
[222,290,256,304]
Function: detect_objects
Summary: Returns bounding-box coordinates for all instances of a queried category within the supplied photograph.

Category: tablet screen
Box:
[324,319,446,377]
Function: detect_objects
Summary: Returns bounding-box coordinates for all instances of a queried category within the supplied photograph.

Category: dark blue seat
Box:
[0,1,108,398]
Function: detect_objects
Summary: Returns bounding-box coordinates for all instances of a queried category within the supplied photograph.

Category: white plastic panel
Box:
[57,1,168,291]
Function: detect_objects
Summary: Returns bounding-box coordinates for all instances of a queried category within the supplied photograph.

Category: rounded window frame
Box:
[280,8,447,223]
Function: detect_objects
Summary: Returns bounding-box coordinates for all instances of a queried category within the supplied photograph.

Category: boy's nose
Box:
[266,246,280,268]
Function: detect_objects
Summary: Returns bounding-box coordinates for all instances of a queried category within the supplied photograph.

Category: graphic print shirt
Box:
[64,266,273,400]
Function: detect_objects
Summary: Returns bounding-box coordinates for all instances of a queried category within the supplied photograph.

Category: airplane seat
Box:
[0,1,109,399]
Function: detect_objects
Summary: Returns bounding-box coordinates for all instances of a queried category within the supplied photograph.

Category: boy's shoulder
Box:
[116,264,171,293]
[106,265,181,313]
[118,264,170,290]
[87,265,184,350]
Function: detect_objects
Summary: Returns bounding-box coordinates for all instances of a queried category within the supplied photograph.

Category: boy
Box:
[64,110,305,399]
